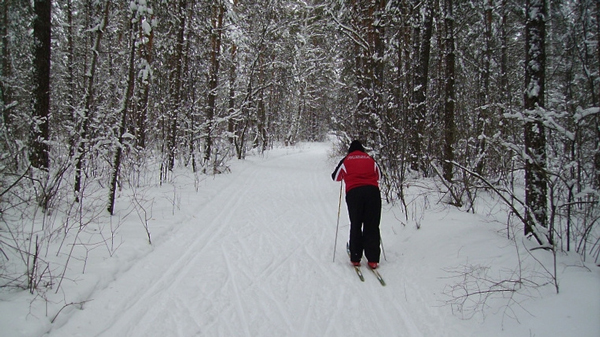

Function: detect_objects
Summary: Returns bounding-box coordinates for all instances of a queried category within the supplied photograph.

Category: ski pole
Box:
[380,236,387,262]
[332,181,343,262]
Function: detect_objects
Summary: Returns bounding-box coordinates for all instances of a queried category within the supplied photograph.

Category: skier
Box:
[331,140,382,269]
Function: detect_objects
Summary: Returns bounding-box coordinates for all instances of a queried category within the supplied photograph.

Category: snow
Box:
[141,19,152,36]
[1,142,599,337]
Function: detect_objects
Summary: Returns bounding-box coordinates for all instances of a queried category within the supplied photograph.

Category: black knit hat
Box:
[348,140,365,153]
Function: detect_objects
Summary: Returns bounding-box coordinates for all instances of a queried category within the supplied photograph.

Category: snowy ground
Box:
[2,142,599,337]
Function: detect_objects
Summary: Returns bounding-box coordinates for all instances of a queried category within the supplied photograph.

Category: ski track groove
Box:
[255,284,295,334]
[92,162,262,337]
[323,287,347,336]
[299,290,316,337]
[47,143,429,337]
[221,245,252,337]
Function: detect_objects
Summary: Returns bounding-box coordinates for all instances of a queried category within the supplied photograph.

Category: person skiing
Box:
[331,140,382,269]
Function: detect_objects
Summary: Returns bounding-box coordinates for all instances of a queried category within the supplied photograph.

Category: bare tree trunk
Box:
[595,1,600,188]
[475,0,493,175]
[204,1,225,171]
[227,0,239,147]
[30,0,51,171]
[257,84,267,152]
[1,0,13,130]
[348,0,385,144]
[136,10,154,150]
[74,1,110,200]
[411,0,433,173]
[108,16,137,215]
[65,0,75,157]
[167,0,187,172]
[371,0,385,144]
[442,0,455,182]
[524,0,549,245]
[227,47,237,146]
[500,0,509,116]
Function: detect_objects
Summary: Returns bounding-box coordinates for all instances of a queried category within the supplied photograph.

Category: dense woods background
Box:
[1,0,598,294]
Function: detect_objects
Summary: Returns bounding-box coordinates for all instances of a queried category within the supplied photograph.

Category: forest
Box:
[0,0,598,296]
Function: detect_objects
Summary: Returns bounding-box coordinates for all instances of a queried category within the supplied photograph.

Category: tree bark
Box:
[411,0,433,173]
[349,0,385,144]
[108,14,137,215]
[475,0,493,175]
[228,44,237,146]
[595,1,600,188]
[136,9,154,150]
[204,1,225,170]
[74,1,110,199]
[166,0,187,172]
[30,0,52,170]
[524,0,549,245]
[1,0,12,129]
[500,0,509,115]
[442,0,455,182]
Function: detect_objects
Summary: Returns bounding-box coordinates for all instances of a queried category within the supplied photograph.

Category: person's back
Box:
[338,150,380,191]
[331,140,382,269]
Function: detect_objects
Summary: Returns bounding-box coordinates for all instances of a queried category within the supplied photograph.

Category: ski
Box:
[353,265,365,282]
[368,267,386,286]
[346,243,365,282]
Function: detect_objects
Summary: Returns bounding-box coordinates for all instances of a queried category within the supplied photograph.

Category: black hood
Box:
[348,140,365,153]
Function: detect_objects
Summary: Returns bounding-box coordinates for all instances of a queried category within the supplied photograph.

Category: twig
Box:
[0,166,31,199]
[429,160,463,207]
[50,300,93,323]
[448,160,527,225]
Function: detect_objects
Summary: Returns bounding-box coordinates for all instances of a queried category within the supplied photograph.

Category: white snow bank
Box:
[1,142,598,337]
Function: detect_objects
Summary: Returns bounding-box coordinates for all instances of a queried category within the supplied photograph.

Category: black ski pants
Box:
[346,185,381,263]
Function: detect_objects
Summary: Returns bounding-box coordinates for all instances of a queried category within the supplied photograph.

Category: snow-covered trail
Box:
[45,143,426,337]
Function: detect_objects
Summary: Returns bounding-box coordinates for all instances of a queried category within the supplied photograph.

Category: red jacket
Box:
[332,150,381,192]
